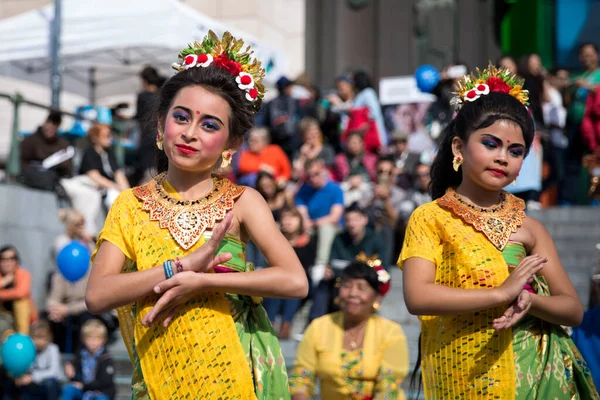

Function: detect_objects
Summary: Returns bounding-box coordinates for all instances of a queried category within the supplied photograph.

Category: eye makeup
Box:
[480,133,525,156]
[172,106,225,128]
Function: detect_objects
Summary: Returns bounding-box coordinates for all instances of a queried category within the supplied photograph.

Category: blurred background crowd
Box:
[1,0,600,399]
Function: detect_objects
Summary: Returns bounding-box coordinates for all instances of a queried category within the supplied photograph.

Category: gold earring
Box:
[373,302,381,311]
[156,132,163,151]
[333,297,341,306]
[452,155,462,172]
[220,151,232,169]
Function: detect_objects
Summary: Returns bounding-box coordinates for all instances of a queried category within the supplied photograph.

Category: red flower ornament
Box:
[486,76,511,94]
[246,88,259,102]
[213,54,242,76]
[465,89,479,102]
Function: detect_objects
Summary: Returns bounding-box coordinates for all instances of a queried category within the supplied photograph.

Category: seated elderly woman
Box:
[236,127,291,187]
[290,260,409,399]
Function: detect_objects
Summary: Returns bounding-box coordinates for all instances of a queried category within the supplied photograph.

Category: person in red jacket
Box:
[0,245,38,337]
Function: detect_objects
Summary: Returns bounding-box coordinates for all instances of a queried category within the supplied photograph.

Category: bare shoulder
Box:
[518,216,549,251]
[235,186,268,212]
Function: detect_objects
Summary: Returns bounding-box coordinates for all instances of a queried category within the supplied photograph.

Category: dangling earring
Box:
[156,132,163,151]
[220,150,232,169]
[452,155,463,172]
[513,173,519,186]
[373,302,381,311]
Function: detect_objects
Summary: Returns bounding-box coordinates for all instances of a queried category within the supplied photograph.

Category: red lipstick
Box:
[175,144,198,155]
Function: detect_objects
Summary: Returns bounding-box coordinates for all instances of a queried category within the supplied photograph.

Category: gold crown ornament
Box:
[172,30,266,111]
[450,63,529,111]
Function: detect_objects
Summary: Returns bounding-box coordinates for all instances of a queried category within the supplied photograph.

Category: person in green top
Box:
[562,43,600,205]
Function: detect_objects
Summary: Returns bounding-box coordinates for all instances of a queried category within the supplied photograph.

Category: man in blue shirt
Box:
[572,272,600,389]
[295,158,344,268]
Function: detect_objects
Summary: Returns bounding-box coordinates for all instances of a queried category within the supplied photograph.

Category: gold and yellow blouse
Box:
[398,190,526,399]
[93,176,258,399]
[289,312,409,399]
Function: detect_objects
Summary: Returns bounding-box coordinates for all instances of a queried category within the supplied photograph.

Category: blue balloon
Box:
[56,241,91,283]
[415,65,440,93]
[1,334,36,377]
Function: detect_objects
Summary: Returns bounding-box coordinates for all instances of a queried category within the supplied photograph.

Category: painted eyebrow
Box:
[481,133,525,149]
[172,106,225,127]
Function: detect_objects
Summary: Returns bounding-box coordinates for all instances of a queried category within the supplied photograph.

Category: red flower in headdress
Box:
[213,54,242,76]
[486,76,511,94]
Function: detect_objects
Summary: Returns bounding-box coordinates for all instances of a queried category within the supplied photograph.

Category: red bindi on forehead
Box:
[195,111,200,115]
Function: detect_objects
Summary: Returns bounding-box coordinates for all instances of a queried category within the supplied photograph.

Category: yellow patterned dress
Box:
[93,173,289,399]
[398,189,598,399]
[289,312,409,399]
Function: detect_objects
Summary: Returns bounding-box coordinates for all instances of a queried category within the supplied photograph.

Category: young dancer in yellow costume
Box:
[86,31,308,399]
[399,65,598,399]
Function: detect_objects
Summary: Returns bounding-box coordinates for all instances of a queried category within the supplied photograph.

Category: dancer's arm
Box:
[525,217,583,326]
[142,189,309,326]
[403,253,546,316]
[162,188,308,299]
[85,213,234,314]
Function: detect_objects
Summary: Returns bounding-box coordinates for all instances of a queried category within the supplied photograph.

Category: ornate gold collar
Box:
[437,187,526,250]
[133,172,245,250]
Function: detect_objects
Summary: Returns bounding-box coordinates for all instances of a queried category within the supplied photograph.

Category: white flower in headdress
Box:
[464,89,480,102]
[196,53,213,68]
[236,72,255,90]
[183,54,198,69]
[376,269,391,284]
[246,88,259,102]
[474,83,490,95]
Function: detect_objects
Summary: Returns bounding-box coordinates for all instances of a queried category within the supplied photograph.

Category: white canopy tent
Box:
[0,0,286,102]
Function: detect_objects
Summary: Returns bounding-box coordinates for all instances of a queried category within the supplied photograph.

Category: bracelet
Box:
[174,257,184,274]
[163,260,175,279]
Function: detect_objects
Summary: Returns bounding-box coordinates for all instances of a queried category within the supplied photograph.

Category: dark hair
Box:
[154,65,260,174]
[304,157,325,171]
[140,66,165,88]
[549,67,568,76]
[280,207,305,235]
[31,320,53,339]
[430,92,534,199]
[376,154,395,166]
[496,55,517,68]
[353,70,372,92]
[0,245,19,262]
[340,261,380,294]
[255,171,278,200]
[578,42,599,54]
[46,111,62,126]
[345,202,366,216]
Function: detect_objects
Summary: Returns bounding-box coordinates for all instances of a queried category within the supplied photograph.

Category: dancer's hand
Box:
[493,289,533,330]
[495,254,546,304]
[141,271,207,327]
[185,212,234,273]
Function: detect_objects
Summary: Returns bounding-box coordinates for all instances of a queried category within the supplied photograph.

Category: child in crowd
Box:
[62,319,115,400]
[1,320,63,400]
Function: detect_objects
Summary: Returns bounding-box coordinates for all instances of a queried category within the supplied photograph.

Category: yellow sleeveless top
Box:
[94,179,257,399]
[398,201,516,399]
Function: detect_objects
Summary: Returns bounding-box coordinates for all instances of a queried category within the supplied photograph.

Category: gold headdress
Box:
[172,30,266,110]
[450,63,529,111]
[356,252,391,296]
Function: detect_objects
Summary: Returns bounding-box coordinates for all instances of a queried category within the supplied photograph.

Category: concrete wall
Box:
[305,0,502,89]
[0,183,64,308]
